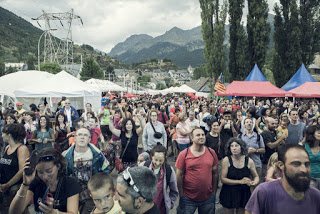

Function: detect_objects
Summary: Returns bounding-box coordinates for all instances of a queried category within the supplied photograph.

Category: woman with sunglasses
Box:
[0,123,29,213]
[9,147,81,214]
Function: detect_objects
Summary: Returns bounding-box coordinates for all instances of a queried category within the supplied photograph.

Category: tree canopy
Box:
[80,57,104,81]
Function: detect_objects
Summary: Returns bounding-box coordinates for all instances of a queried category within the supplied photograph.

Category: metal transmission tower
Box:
[33,9,83,68]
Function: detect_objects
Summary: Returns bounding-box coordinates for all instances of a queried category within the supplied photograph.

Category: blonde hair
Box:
[178,112,186,121]
[267,152,280,176]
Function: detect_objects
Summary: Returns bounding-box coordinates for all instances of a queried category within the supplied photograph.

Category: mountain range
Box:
[109,14,274,68]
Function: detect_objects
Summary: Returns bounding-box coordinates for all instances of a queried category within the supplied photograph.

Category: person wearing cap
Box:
[15,102,26,116]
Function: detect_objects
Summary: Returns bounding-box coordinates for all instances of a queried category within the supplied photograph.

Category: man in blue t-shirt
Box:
[245,144,320,214]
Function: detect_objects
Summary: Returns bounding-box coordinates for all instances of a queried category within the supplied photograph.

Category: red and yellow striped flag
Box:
[214,73,226,93]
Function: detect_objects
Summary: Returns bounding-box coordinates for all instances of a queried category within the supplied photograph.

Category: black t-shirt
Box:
[261,130,277,164]
[143,203,160,214]
[220,124,237,158]
[120,130,138,163]
[205,133,220,156]
[29,176,81,213]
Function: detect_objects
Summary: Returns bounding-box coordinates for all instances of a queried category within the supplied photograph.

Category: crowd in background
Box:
[0,94,320,214]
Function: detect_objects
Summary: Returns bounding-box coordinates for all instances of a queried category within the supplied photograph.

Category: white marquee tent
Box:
[0,70,54,106]
[85,78,126,92]
[14,71,101,112]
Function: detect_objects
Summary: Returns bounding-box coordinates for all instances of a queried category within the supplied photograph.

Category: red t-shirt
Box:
[89,127,102,147]
[170,107,182,115]
[175,147,219,201]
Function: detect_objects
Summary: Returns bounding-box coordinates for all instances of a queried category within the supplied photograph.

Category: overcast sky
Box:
[0,0,279,53]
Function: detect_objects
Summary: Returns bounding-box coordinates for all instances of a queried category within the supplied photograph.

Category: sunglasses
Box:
[122,167,143,198]
[38,155,55,163]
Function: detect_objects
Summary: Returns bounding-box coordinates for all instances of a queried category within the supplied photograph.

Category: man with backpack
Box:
[239,117,265,180]
[175,127,219,214]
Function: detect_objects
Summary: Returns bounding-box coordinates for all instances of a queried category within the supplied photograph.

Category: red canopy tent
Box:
[289,82,320,98]
[215,81,293,97]
[123,93,138,98]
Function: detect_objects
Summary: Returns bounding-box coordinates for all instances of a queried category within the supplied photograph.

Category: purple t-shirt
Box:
[245,179,320,214]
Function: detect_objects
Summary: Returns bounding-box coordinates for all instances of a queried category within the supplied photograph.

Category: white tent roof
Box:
[14,71,101,112]
[0,70,54,97]
[85,78,126,92]
[176,84,197,93]
[15,71,100,97]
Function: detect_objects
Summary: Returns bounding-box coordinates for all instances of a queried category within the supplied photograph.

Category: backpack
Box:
[144,160,172,184]
[185,146,215,159]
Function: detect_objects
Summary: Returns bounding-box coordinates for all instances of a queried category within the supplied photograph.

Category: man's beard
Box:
[284,165,311,192]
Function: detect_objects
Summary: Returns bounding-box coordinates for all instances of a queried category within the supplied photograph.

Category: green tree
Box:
[6,66,17,74]
[299,0,320,65]
[212,0,229,82]
[0,61,5,77]
[272,1,302,87]
[228,0,249,80]
[247,0,270,69]
[164,77,174,87]
[80,58,104,81]
[199,0,214,83]
[156,83,166,90]
[26,56,36,70]
[193,64,209,79]
[137,75,151,87]
[40,62,62,74]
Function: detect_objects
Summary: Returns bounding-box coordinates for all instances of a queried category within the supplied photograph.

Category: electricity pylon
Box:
[33,9,83,67]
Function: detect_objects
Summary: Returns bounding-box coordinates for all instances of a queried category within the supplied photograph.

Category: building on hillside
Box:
[5,63,27,72]
[187,65,194,75]
[147,78,166,90]
[309,64,320,75]
[314,52,320,67]
[186,77,211,92]
[114,69,129,80]
[152,69,161,78]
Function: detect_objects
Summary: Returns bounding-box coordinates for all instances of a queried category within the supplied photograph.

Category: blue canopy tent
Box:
[281,64,316,91]
[244,64,268,81]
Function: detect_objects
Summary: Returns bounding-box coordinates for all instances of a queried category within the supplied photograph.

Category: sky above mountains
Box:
[0,0,279,53]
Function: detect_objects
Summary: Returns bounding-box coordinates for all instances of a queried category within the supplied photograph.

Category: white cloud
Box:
[0,0,279,53]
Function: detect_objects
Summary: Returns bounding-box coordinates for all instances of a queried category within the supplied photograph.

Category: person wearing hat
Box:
[15,102,26,116]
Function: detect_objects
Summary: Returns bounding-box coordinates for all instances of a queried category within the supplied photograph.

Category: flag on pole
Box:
[214,73,226,93]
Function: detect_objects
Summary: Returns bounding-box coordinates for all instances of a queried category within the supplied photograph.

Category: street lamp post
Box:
[38,31,46,71]
[38,29,57,71]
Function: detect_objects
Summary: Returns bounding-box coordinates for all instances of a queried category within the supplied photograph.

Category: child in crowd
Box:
[68,119,85,147]
[137,152,150,165]
[169,122,179,161]
[265,152,282,182]
[89,116,105,149]
[88,172,123,214]
[276,118,289,145]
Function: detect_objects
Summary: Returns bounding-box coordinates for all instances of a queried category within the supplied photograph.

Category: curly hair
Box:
[2,123,26,143]
[225,137,247,156]
[37,115,50,131]
[305,125,320,148]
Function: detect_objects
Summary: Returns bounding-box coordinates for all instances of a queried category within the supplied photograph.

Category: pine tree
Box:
[228,0,249,80]
[0,61,5,77]
[80,58,104,81]
[272,1,302,87]
[247,0,270,69]
[299,0,320,65]
[199,0,228,86]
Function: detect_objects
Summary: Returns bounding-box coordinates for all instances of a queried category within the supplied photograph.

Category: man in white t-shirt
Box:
[186,111,200,129]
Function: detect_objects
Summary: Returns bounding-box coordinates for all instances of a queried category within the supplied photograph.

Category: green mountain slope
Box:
[0,6,126,70]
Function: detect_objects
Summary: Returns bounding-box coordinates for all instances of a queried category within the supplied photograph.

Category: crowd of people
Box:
[0,94,320,214]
